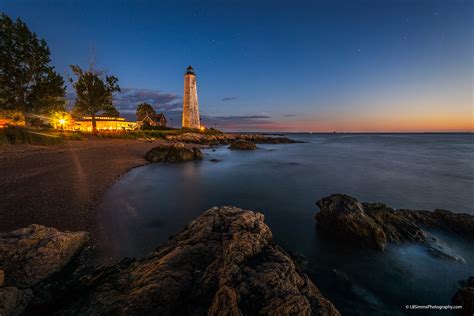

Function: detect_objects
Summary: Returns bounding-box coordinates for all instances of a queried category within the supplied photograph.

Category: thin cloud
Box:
[114,88,182,112]
[283,114,297,117]
[210,115,271,120]
[67,88,182,113]
[201,114,276,130]
[222,97,238,101]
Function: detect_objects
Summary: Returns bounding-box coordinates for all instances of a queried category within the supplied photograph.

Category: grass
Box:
[96,128,223,140]
[0,126,224,145]
[0,126,64,145]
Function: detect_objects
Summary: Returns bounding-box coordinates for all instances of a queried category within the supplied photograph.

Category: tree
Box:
[136,102,155,120]
[103,105,120,117]
[0,13,66,114]
[69,65,120,132]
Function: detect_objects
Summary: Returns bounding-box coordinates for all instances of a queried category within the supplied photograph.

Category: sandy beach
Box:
[0,138,180,233]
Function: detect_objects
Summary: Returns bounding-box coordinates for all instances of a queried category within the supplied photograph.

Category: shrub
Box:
[1,126,63,145]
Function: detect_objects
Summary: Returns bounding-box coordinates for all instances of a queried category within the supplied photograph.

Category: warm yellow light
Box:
[199,126,205,131]
[58,118,66,125]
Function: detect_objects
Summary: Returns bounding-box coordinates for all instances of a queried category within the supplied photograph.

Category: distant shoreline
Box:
[257,131,473,135]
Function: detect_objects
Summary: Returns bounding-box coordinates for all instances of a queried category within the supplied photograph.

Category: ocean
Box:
[95,133,474,315]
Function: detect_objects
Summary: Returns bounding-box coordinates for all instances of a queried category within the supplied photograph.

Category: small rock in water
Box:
[145,142,203,163]
[210,158,221,162]
[229,140,257,150]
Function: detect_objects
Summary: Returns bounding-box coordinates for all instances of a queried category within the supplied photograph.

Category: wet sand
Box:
[0,138,190,234]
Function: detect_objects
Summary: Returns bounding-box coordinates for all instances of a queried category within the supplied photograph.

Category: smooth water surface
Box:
[95,133,474,315]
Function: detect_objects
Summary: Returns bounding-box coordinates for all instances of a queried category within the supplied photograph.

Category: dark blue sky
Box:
[2,0,472,131]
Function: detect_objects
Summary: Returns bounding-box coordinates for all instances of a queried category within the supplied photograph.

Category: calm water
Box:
[95,133,474,315]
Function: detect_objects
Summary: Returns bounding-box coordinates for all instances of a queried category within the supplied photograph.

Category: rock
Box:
[452,277,474,316]
[0,287,33,316]
[166,132,302,145]
[425,236,465,263]
[409,209,474,240]
[315,194,474,251]
[0,224,89,288]
[229,140,257,150]
[209,158,221,162]
[145,142,203,163]
[315,194,388,250]
[59,206,340,315]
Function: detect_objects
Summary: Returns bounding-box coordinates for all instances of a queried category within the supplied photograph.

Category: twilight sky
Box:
[1,0,472,132]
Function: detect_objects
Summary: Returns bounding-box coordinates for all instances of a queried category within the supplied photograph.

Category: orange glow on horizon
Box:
[230,113,473,133]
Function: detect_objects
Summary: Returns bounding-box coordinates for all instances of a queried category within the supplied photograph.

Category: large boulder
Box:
[315,194,474,251]
[229,140,257,150]
[145,142,203,163]
[315,194,388,250]
[60,206,340,315]
[452,277,474,316]
[0,224,89,288]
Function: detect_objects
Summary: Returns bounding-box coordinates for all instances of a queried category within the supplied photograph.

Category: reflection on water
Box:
[95,133,474,315]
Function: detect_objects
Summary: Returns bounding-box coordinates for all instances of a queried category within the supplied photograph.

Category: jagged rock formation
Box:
[0,225,89,315]
[60,206,339,315]
[315,194,474,251]
[452,277,474,316]
[145,142,203,163]
[0,208,339,315]
[229,140,257,150]
[166,132,302,145]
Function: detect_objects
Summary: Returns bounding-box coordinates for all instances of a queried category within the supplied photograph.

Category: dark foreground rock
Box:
[315,194,474,251]
[0,225,89,316]
[61,206,339,315]
[145,142,203,163]
[229,139,257,150]
[1,208,339,315]
[166,132,302,145]
[452,277,474,316]
[0,225,89,288]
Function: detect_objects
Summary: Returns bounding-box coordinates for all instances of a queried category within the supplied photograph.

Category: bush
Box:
[1,126,63,145]
[47,130,84,140]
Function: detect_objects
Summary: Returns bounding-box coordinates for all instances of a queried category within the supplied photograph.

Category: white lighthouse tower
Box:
[182,65,200,129]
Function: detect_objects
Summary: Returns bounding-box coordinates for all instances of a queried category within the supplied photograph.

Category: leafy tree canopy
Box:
[102,105,120,117]
[69,65,120,132]
[136,102,156,119]
[0,13,66,114]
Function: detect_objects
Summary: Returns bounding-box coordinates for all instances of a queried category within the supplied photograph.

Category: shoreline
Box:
[0,132,292,235]
[0,138,208,235]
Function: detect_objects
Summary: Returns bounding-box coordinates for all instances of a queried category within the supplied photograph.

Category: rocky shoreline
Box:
[1,193,473,315]
[2,136,473,315]
[315,194,474,263]
[166,132,303,145]
[0,133,300,233]
[315,194,474,248]
[0,207,340,315]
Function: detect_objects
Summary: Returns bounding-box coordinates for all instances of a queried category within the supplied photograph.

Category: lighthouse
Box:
[182,65,200,129]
